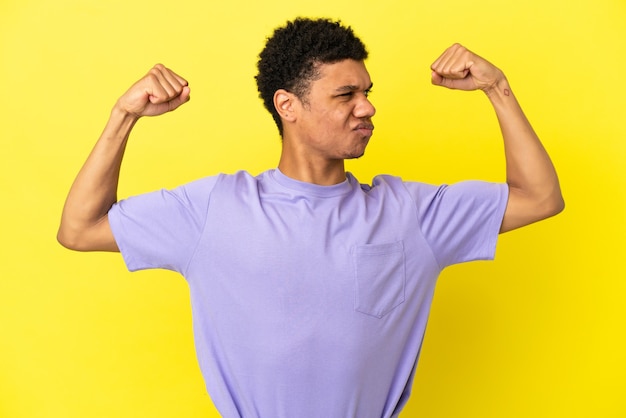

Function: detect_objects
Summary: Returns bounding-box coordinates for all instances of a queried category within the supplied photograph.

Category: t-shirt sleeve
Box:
[108,176,218,273]
[405,180,509,268]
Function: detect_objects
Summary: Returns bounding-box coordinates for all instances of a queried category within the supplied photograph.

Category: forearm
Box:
[485,78,564,232]
[430,44,564,232]
[57,106,138,250]
[57,64,190,251]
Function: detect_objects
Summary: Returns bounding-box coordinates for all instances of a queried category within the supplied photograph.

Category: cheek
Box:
[307,105,352,136]
[328,107,353,127]
[314,109,339,130]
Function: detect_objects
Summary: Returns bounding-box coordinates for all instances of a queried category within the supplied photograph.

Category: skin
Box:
[275,59,375,185]
[57,44,563,251]
[428,44,564,232]
[57,64,190,251]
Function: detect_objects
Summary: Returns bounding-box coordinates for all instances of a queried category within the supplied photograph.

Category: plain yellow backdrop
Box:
[1,0,624,417]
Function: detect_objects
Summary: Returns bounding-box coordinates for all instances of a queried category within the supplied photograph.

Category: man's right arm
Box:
[57,64,190,252]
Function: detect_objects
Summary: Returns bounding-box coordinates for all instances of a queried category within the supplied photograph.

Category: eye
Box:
[364,89,373,98]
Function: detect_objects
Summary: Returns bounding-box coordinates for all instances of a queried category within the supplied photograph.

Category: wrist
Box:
[103,104,140,143]
[111,101,141,122]
[483,76,511,101]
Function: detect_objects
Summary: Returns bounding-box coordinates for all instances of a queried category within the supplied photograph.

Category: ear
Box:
[273,89,297,123]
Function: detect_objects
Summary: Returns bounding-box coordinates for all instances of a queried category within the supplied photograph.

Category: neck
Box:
[278,150,346,186]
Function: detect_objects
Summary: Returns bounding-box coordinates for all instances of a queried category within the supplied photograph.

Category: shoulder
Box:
[205,170,271,192]
[178,170,263,193]
[353,173,438,197]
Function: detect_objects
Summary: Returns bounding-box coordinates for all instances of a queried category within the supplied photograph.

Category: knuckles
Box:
[144,64,186,96]
[151,63,166,73]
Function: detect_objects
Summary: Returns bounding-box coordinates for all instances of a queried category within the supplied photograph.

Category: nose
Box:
[354,94,376,119]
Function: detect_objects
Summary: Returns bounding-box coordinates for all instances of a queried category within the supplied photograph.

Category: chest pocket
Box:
[353,241,406,318]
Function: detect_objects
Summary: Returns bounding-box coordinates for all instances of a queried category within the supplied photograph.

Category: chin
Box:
[342,138,369,160]
[343,150,366,160]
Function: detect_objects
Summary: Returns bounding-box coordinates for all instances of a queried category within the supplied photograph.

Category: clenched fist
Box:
[430,44,505,93]
[115,64,190,118]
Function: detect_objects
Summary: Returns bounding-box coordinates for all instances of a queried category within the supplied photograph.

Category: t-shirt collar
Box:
[270,168,354,197]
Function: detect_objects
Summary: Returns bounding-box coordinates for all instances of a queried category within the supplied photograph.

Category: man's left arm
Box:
[430,43,564,233]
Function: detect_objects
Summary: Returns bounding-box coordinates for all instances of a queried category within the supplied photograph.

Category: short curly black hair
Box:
[255,18,368,136]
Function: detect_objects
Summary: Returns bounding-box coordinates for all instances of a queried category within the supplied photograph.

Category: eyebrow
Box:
[334,83,374,93]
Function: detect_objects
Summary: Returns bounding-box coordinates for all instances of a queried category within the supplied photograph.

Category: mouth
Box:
[354,122,374,137]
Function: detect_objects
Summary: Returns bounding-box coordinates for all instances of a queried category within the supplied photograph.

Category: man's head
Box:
[256,18,369,136]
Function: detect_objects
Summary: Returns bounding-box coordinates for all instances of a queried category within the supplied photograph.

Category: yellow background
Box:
[1,0,624,416]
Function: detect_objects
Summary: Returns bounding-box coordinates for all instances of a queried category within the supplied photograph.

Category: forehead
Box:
[312,59,372,90]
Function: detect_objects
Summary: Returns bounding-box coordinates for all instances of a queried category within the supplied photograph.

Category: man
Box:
[58,18,563,418]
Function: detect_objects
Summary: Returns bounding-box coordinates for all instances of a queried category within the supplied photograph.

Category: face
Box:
[289,59,376,161]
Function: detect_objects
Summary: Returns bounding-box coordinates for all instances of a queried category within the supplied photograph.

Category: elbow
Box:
[57,222,92,252]
[553,193,566,216]
[501,186,564,233]
[547,185,565,217]
[56,216,118,252]
[538,189,565,220]
[57,226,81,251]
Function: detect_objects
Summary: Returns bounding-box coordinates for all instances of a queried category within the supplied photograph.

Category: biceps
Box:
[500,187,563,233]
[88,215,120,252]
[58,215,120,252]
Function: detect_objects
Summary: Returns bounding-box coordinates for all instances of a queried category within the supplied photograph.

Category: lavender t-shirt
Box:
[108,169,508,418]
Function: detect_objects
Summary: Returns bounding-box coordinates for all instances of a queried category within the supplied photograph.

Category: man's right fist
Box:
[116,64,190,118]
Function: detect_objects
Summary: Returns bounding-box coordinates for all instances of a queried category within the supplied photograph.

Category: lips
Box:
[354,122,374,136]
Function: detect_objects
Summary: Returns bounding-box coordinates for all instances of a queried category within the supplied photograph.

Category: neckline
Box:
[270,168,354,197]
